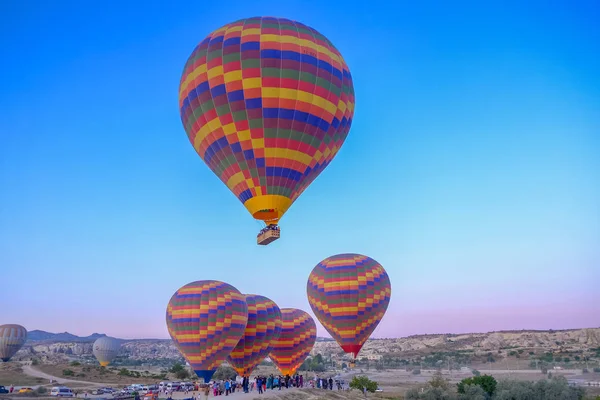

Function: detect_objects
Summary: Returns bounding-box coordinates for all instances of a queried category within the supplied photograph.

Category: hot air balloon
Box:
[228,294,282,377]
[269,308,316,376]
[166,280,248,382]
[307,253,391,360]
[0,324,27,362]
[178,17,356,245]
[93,336,121,367]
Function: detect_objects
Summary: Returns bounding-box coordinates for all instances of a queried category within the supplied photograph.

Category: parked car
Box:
[0,386,9,394]
[19,388,34,394]
[51,387,74,397]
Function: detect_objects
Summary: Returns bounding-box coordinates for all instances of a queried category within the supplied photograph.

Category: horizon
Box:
[25,325,600,342]
[1,1,598,340]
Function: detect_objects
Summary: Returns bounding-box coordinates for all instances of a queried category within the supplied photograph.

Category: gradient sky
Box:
[1,0,599,340]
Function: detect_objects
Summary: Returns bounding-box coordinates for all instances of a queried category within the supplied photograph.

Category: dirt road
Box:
[21,364,106,387]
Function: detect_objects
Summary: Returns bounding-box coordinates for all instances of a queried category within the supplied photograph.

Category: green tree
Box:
[457,375,497,397]
[170,363,185,373]
[349,376,378,397]
[176,369,190,380]
[213,365,237,380]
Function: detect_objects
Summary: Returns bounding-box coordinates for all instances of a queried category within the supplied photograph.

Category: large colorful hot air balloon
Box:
[269,308,316,376]
[228,294,282,377]
[0,324,27,362]
[93,336,121,367]
[307,253,391,360]
[166,280,248,382]
[178,17,355,245]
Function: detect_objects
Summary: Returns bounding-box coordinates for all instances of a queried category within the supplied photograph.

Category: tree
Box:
[62,369,75,376]
[213,365,237,380]
[494,376,586,400]
[175,369,190,380]
[349,376,378,397]
[170,363,185,374]
[458,384,486,400]
[428,371,449,391]
[457,375,497,397]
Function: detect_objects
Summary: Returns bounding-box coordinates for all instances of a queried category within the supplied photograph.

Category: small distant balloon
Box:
[0,324,27,362]
[93,336,121,367]
[269,308,316,376]
[307,253,391,359]
[228,294,282,377]
[166,280,248,383]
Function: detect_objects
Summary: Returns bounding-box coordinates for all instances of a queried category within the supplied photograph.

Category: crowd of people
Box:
[159,373,347,400]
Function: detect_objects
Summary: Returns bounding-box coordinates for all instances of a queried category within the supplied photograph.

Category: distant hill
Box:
[27,330,106,342]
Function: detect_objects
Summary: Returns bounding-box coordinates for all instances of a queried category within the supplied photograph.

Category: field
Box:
[33,364,156,386]
[0,364,47,386]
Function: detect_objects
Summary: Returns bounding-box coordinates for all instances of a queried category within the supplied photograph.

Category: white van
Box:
[167,382,180,391]
[51,387,74,397]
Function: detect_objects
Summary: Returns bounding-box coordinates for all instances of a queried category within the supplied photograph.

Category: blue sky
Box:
[1,0,598,339]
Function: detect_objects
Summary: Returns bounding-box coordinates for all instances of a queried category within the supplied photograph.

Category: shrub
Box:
[412,369,421,375]
[593,367,600,373]
[457,375,497,396]
[212,365,237,381]
[36,387,47,394]
[62,369,74,376]
[349,376,378,394]
[70,361,81,367]
[472,369,481,377]
[175,369,190,380]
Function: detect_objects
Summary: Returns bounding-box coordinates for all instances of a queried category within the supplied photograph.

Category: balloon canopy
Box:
[228,294,282,377]
[166,280,248,383]
[307,253,391,359]
[269,308,316,376]
[0,324,27,362]
[93,336,121,367]
[178,16,355,228]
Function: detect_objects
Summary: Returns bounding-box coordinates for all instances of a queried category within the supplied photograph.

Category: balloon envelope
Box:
[269,308,316,376]
[228,294,282,377]
[93,336,121,367]
[178,16,355,226]
[166,280,248,382]
[307,253,391,359]
[0,324,27,362]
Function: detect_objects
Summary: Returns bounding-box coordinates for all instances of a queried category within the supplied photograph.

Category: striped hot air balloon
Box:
[269,308,316,376]
[166,280,248,383]
[93,336,121,367]
[178,17,355,240]
[227,294,282,377]
[307,254,391,359]
[0,324,27,362]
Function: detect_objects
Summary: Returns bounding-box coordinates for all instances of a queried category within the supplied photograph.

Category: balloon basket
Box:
[257,226,280,245]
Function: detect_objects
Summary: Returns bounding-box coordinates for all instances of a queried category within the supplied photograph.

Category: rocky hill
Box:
[13,327,600,367]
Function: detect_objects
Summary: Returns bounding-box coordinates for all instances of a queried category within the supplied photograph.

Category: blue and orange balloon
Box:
[227,294,282,376]
[178,17,355,229]
[166,280,248,382]
[307,254,391,359]
[269,308,316,376]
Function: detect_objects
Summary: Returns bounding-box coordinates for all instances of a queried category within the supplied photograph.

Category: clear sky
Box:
[1,0,599,340]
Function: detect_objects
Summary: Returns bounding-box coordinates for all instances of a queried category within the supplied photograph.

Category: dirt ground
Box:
[34,365,152,385]
[0,364,48,386]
